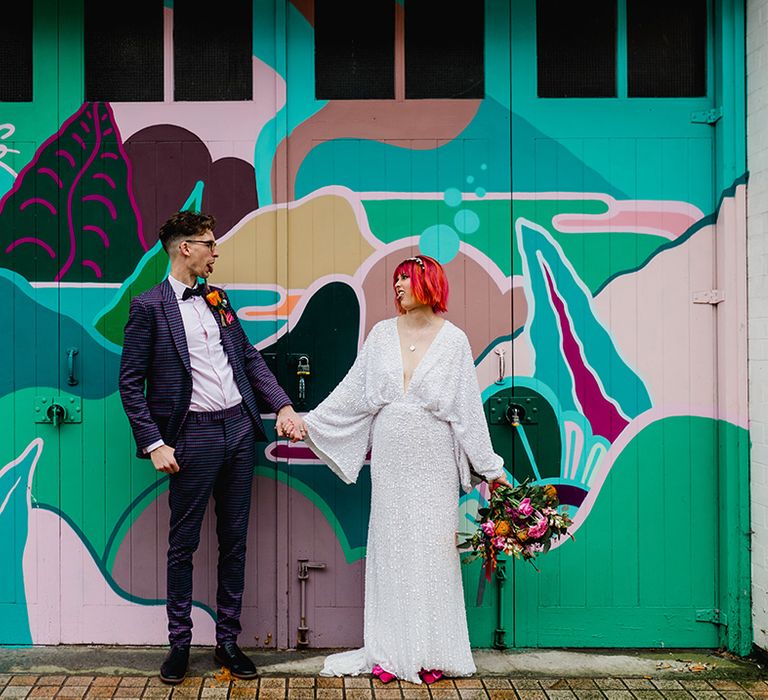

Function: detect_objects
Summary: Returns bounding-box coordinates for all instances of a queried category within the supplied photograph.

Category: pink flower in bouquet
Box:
[524,542,545,556]
[517,498,533,517]
[481,521,496,537]
[492,536,506,550]
[527,514,549,539]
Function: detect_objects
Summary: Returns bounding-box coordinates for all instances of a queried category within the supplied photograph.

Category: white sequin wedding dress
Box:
[303,318,504,684]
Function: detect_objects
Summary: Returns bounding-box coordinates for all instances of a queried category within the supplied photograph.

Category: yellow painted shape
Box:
[213,195,376,287]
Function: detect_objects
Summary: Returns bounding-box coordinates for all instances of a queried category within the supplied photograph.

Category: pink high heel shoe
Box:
[418,669,443,685]
[372,664,397,684]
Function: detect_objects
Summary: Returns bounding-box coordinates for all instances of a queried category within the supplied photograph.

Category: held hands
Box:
[276,405,307,442]
[150,444,180,474]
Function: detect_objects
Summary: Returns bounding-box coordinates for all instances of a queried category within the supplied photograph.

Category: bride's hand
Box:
[489,472,511,488]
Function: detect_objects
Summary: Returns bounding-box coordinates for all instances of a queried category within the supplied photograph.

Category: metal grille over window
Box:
[84,0,163,102]
[627,0,706,97]
[315,0,395,100]
[536,0,617,98]
[174,1,252,102]
[404,0,484,99]
[0,3,33,101]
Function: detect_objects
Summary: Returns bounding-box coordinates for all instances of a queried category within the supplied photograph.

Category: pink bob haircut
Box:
[392,254,449,314]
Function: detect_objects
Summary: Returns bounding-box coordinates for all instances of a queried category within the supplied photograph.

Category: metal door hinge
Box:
[691,107,722,125]
[696,608,728,626]
[692,290,725,305]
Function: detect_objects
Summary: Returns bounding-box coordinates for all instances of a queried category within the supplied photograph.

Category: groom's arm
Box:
[119,296,163,451]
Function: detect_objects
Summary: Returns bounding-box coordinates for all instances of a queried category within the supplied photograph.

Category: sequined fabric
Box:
[304,318,504,683]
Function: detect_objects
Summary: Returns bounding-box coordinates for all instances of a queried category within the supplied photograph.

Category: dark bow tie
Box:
[181,284,205,301]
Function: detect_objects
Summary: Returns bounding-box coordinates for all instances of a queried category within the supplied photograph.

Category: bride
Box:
[300,254,509,684]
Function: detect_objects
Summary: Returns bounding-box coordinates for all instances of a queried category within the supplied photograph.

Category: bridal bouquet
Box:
[460,480,573,580]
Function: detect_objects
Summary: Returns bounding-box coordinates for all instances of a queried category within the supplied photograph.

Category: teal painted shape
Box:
[181,180,204,212]
[295,98,622,198]
[0,168,14,200]
[254,3,327,205]
[0,440,41,645]
[516,218,651,422]
[0,273,121,399]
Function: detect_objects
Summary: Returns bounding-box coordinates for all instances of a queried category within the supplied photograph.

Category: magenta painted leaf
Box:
[0,102,147,282]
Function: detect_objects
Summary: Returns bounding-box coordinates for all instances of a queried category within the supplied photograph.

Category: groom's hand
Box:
[150,445,180,474]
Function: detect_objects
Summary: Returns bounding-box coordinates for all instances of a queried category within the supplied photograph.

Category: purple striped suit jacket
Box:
[119,279,291,457]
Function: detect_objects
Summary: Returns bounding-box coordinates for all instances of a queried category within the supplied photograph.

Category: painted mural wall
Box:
[0,0,751,650]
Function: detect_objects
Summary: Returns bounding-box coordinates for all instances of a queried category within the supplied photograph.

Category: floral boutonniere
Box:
[204,287,235,327]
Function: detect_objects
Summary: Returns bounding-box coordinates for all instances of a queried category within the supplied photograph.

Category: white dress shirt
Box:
[144,275,242,453]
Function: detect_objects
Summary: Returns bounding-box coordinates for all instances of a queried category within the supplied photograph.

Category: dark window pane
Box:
[628,0,706,97]
[0,3,32,101]
[315,0,394,100]
[85,0,163,102]
[536,0,616,98]
[175,1,252,101]
[405,0,484,99]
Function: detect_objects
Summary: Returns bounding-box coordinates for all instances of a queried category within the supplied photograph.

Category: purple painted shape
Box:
[81,259,103,278]
[83,224,109,247]
[92,172,116,189]
[80,120,91,133]
[6,237,56,258]
[124,124,258,248]
[20,197,57,215]
[100,152,118,160]
[543,266,628,442]
[552,484,587,508]
[82,193,117,220]
[55,150,75,168]
[72,132,86,150]
[103,128,113,136]
[38,167,63,188]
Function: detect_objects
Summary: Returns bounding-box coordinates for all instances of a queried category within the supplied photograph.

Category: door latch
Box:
[297,560,326,647]
[296,355,311,404]
[34,396,82,425]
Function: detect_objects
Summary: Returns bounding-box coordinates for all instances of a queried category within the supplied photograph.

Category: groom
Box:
[119,210,306,684]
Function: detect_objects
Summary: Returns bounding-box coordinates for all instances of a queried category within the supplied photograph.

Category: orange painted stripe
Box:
[243,293,302,318]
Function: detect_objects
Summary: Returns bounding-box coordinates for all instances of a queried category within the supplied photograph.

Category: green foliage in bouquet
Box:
[460,480,574,579]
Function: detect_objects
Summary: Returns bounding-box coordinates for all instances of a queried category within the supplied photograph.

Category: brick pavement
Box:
[2,674,768,700]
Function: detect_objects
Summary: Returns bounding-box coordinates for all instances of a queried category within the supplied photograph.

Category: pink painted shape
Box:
[72,133,86,150]
[103,128,113,136]
[82,193,117,220]
[5,237,56,258]
[83,224,109,247]
[553,199,704,240]
[79,120,90,133]
[92,172,116,189]
[110,56,284,164]
[543,265,628,442]
[81,259,103,278]
[24,509,216,644]
[38,167,63,188]
[100,152,118,160]
[55,149,75,168]
[20,197,57,215]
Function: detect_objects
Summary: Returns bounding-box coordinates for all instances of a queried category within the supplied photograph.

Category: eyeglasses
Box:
[183,239,217,252]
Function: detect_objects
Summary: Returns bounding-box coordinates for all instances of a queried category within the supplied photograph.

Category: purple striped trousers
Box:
[166,403,255,646]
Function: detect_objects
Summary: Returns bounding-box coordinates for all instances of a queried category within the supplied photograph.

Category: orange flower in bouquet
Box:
[460,479,574,580]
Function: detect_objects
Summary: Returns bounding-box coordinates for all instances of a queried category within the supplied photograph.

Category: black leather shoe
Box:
[160,644,190,685]
[214,642,258,679]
